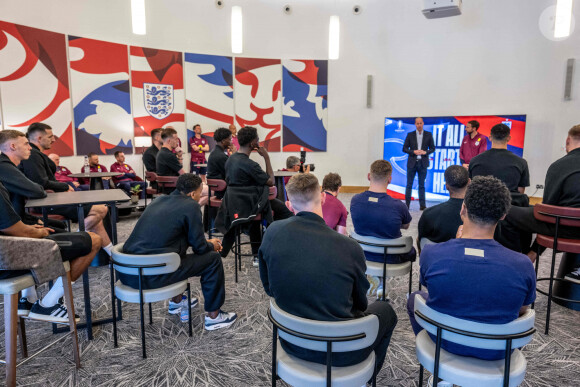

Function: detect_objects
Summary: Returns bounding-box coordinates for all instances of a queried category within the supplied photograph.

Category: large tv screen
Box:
[383,115,526,201]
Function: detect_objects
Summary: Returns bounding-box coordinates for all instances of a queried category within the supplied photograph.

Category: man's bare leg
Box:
[69,233,102,281]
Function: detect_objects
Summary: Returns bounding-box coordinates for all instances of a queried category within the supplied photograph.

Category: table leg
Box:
[110,203,118,245]
[77,205,94,340]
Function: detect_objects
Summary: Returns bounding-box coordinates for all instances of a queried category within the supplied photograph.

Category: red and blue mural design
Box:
[184,53,233,147]
[235,58,281,152]
[130,46,185,137]
[384,115,527,200]
[282,60,328,152]
[69,36,133,155]
[0,21,74,155]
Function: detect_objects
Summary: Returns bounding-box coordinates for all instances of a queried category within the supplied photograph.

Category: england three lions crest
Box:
[144,83,174,120]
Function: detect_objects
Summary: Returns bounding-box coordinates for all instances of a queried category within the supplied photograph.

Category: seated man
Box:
[229,124,239,153]
[280,155,301,186]
[0,130,114,257]
[469,123,530,201]
[504,125,580,271]
[156,127,184,177]
[321,172,348,235]
[206,127,232,186]
[351,160,416,297]
[81,152,111,188]
[117,174,237,330]
[143,128,163,173]
[418,165,469,245]
[48,153,89,191]
[110,151,147,198]
[407,176,536,366]
[0,180,101,323]
[259,173,397,379]
[217,126,293,265]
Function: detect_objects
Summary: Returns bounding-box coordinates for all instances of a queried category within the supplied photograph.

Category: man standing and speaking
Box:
[402,117,436,210]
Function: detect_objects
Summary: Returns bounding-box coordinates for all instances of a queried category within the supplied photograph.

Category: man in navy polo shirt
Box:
[351,160,416,297]
[407,176,536,362]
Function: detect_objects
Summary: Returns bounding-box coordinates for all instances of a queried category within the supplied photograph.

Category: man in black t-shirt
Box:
[504,126,580,266]
[143,128,163,173]
[218,127,293,263]
[259,173,397,379]
[118,174,237,330]
[469,124,530,194]
[156,128,184,177]
[0,181,101,324]
[418,165,469,245]
[206,127,231,182]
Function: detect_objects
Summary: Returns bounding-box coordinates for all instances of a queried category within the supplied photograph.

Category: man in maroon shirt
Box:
[459,120,488,167]
[229,124,239,153]
[321,173,348,235]
[48,153,89,191]
[110,151,147,198]
[189,124,209,182]
[80,153,110,188]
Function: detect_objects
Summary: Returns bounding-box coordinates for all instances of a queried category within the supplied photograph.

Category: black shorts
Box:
[0,232,92,280]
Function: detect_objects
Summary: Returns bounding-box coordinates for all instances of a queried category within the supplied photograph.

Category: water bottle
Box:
[83,156,90,174]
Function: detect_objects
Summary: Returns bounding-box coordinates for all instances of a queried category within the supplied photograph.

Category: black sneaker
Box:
[565,267,580,284]
[17,297,34,317]
[28,301,80,324]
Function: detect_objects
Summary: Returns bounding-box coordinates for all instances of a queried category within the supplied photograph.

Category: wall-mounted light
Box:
[131,0,146,35]
[554,0,573,38]
[231,6,243,54]
[328,15,340,60]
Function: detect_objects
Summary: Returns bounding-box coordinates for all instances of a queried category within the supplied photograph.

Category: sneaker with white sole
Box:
[252,256,259,267]
[168,295,199,315]
[376,288,387,300]
[367,275,380,296]
[18,297,34,317]
[28,301,80,324]
[565,267,580,284]
[204,310,237,331]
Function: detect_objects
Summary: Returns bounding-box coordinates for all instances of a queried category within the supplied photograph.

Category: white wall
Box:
[1,0,578,193]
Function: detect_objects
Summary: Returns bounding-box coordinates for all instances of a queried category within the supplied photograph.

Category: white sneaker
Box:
[204,310,237,331]
[367,275,380,296]
[252,256,259,267]
[376,288,387,300]
[427,375,453,387]
[168,295,198,315]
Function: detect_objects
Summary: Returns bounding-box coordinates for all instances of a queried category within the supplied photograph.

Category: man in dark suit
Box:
[402,117,436,210]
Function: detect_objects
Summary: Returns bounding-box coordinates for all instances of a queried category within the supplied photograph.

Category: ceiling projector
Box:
[422,0,462,19]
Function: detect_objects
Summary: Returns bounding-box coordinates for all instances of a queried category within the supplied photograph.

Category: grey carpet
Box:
[2,193,579,386]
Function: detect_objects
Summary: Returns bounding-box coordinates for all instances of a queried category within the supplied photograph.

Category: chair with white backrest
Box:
[413,294,535,387]
[350,232,414,300]
[268,299,379,387]
[417,238,436,291]
[110,243,193,359]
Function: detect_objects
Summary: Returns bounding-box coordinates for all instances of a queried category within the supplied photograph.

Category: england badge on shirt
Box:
[144,83,174,120]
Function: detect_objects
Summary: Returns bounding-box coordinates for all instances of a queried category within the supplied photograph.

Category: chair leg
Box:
[149,303,153,325]
[17,318,28,359]
[62,273,81,368]
[546,247,558,335]
[186,283,193,337]
[408,268,413,295]
[5,293,18,387]
[532,244,540,310]
[418,364,424,386]
[234,227,240,283]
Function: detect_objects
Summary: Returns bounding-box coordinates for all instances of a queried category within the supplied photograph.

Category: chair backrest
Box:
[419,238,436,251]
[350,231,413,255]
[533,203,580,228]
[111,243,181,276]
[414,294,535,350]
[268,185,277,200]
[156,175,178,188]
[206,178,227,193]
[145,171,158,182]
[270,299,379,353]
